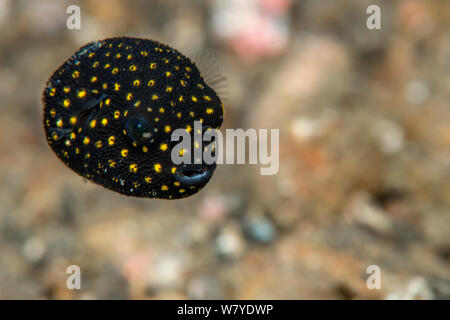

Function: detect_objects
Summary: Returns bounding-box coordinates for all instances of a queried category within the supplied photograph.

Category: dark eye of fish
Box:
[42,37,224,199]
[125,115,155,144]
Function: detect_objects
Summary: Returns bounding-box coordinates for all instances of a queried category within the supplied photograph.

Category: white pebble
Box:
[22,237,46,262]
[405,80,430,105]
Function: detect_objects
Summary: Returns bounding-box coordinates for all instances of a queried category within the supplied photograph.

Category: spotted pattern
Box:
[43,37,223,199]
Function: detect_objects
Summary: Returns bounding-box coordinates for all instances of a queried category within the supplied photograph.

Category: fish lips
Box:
[173,162,217,186]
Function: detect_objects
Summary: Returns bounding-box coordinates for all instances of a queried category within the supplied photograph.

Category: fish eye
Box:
[125,115,154,144]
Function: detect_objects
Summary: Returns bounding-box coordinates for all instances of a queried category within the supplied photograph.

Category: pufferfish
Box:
[43,37,224,199]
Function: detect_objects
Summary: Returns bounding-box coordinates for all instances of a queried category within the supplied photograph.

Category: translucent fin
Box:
[193,52,229,104]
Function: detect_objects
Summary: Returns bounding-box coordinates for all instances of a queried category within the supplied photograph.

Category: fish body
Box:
[43,37,223,199]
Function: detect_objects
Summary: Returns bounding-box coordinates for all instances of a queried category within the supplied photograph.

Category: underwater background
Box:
[0,0,449,299]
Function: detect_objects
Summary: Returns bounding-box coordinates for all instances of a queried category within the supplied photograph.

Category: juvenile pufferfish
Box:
[43,37,224,199]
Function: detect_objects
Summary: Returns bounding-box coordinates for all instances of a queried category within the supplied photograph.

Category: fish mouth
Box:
[173,163,217,186]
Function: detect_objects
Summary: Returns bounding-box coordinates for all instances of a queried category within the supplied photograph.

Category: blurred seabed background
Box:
[0,0,449,299]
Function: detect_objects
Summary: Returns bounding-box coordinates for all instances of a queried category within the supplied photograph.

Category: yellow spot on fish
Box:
[160,143,168,151]
[101,118,108,126]
[192,96,198,102]
[154,163,162,173]
[63,99,70,108]
[180,80,186,87]
[114,111,120,119]
[133,80,140,87]
[152,94,158,100]
[50,109,56,117]
[206,108,214,114]
[179,189,185,193]
[166,86,173,93]
[129,65,137,71]
[129,164,138,173]
[186,125,192,132]
[49,88,56,96]
[105,98,111,106]
[72,71,80,78]
[92,61,99,68]
[145,176,152,183]
[177,112,182,119]
[56,119,63,128]
[150,62,156,69]
[114,83,120,91]
[161,185,168,191]
[204,95,211,101]
[91,76,98,83]
[112,68,119,75]
[108,160,116,168]
[108,136,115,146]
[63,87,70,93]
[121,149,128,157]
[78,90,86,98]
[148,80,155,87]
[126,93,132,101]
[142,146,148,153]
[83,137,90,145]
[89,119,96,128]
[159,107,165,113]
[95,140,103,148]
[165,125,171,133]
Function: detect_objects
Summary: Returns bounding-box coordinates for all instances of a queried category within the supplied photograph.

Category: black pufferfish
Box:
[43,37,224,199]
